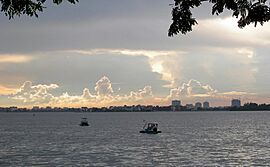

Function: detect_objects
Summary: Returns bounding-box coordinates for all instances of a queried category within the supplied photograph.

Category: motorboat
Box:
[140,122,161,134]
[79,117,89,126]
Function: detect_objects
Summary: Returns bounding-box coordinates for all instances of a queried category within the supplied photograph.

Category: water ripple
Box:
[1,112,270,166]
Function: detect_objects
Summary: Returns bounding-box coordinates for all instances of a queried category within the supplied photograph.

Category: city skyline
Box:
[0,1,270,108]
[2,99,270,112]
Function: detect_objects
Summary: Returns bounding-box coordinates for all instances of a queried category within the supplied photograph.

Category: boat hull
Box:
[139,130,161,134]
[79,123,89,126]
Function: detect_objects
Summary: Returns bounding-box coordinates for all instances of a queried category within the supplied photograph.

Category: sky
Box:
[0,0,270,108]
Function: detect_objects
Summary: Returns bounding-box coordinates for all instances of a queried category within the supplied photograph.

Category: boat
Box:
[140,122,161,134]
[79,118,89,126]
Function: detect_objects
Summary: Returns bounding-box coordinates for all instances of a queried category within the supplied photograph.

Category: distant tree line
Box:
[229,103,270,111]
[1,102,270,112]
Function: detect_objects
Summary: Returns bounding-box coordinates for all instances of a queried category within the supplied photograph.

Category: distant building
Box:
[133,105,142,111]
[9,106,18,112]
[172,100,181,106]
[231,99,241,107]
[203,101,210,109]
[171,100,181,111]
[81,107,88,112]
[195,102,202,110]
[32,106,39,110]
[42,106,52,112]
[186,104,194,110]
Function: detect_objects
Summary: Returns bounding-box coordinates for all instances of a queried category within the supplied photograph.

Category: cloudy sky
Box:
[0,0,270,108]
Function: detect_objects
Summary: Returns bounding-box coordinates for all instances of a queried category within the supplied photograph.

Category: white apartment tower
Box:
[203,101,210,109]
[195,102,202,110]
[171,100,181,111]
[231,99,241,107]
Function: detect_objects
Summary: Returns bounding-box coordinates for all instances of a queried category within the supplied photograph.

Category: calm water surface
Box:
[1,111,270,166]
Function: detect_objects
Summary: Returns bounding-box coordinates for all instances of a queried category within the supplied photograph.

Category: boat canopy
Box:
[146,122,158,129]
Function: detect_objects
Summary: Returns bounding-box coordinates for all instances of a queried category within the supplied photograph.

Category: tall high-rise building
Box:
[171,100,181,111]
[231,99,241,107]
[203,101,210,109]
[195,102,202,110]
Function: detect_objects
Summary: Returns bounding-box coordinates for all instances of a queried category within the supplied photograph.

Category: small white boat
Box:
[79,118,89,126]
[140,121,161,134]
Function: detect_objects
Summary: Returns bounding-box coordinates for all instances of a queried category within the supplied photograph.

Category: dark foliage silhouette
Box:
[169,0,270,36]
[0,0,78,19]
[1,0,270,36]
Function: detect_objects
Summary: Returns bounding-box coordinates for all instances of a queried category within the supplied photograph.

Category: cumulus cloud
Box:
[168,87,181,100]
[9,76,157,107]
[182,79,217,96]
[50,92,83,105]
[166,79,260,106]
[129,86,153,100]
[82,88,95,99]
[50,88,96,106]
[168,79,217,100]
[50,84,155,107]
[94,76,114,96]
[8,76,258,107]
[11,81,58,104]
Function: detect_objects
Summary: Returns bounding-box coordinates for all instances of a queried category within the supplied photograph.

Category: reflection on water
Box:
[1,111,270,166]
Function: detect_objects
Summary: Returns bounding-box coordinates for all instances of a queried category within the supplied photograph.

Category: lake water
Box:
[1,111,270,166]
